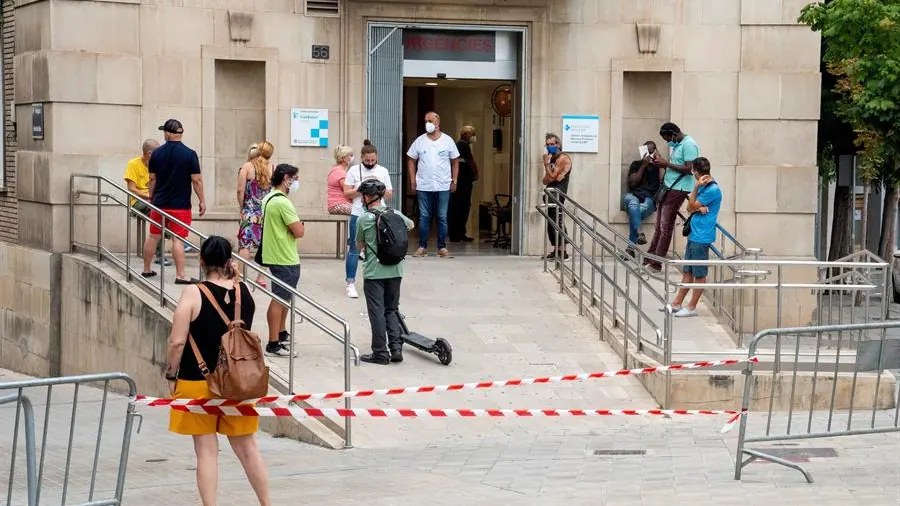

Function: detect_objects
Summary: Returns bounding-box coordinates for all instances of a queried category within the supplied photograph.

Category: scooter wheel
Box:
[434,338,453,366]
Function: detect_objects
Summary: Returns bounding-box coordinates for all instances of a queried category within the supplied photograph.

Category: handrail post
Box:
[126,199,132,282]
[96,178,102,262]
[69,174,76,253]
[578,226,584,315]
[289,296,296,394]
[159,216,167,307]
[344,323,353,448]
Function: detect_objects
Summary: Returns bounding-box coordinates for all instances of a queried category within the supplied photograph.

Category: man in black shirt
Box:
[449,125,479,242]
[624,141,661,245]
[141,119,207,283]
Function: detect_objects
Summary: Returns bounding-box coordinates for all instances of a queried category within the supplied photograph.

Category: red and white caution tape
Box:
[136,356,757,407]
[168,405,745,433]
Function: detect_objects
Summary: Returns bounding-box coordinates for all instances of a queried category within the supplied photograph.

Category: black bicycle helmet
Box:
[358,179,387,198]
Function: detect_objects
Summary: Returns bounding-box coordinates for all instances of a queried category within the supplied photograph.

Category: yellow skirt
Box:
[168,379,259,436]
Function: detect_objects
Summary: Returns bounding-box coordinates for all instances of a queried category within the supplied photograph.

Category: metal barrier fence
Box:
[734,321,900,483]
[536,188,891,407]
[1,373,139,506]
[69,174,358,448]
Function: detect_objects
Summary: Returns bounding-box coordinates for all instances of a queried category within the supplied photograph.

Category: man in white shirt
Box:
[406,111,460,258]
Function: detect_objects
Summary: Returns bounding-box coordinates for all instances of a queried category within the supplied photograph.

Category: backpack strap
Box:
[188,334,211,378]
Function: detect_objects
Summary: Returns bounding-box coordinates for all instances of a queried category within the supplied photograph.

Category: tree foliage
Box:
[800,0,900,183]
[802,0,900,262]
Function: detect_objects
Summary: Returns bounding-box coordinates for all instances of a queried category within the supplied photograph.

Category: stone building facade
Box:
[9,0,820,257]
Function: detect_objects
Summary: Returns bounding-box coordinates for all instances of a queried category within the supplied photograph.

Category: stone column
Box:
[15,0,142,253]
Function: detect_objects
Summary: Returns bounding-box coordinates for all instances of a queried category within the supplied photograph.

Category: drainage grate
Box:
[593,449,647,456]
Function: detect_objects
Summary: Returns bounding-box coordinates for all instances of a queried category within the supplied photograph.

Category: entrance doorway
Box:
[366,24,527,255]
[402,79,516,255]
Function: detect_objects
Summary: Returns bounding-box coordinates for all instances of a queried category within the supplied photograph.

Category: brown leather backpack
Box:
[189,282,269,400]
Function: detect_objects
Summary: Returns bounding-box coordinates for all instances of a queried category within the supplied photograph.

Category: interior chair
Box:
[491,194,512,249]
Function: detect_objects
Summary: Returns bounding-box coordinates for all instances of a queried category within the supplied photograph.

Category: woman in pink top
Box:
[327,145,354,216]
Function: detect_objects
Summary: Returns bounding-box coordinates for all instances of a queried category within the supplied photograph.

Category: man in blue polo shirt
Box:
[141,119,206,284]
[668,157,721,318]
[644,122,700,272]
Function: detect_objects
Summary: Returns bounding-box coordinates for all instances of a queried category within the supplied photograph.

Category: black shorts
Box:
[269,264,300,302]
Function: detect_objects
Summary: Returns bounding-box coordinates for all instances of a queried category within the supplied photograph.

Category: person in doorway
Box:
[236,140,274,288]
[542,132,572,260]
[343,140,393,298]
[644,122,700,272]
[449,125,479,243]
[164,236,271,506]
[355,180,414,365]
[623,141,662,247]
[124,138,170,266]
[668,157,721,318]
[406,111,460,257]
[260,164,304,357]
[141,119,206,283]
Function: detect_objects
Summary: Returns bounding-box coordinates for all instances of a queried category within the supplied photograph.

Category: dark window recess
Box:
[305,0,339,16]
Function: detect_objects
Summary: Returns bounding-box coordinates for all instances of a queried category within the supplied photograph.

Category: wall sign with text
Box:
[290,109,329,147]
[561,115,600,154]
[403,30,496,62]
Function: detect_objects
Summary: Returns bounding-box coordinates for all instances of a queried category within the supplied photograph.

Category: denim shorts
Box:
[269,264,300,302]
[682,241,710,279]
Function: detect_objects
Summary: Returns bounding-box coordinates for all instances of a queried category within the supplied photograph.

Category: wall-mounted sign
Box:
[290,108,329,147]
[403,30,496,62]
[562,115,600,154]
[311,45,330,60]
[32,103,44,140]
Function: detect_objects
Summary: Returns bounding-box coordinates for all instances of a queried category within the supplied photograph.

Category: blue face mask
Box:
[547,145,559,154]
[667,140,678,149]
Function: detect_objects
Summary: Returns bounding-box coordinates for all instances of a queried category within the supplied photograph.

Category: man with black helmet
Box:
[355,178,414,365]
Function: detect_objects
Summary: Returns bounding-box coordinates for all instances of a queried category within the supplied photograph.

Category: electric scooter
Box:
[398,314,452,366]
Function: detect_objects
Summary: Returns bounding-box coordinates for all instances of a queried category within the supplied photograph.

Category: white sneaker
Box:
[673,307,698,318]
[346,284,359,299]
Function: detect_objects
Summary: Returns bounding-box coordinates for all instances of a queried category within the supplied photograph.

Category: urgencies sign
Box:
[403,31,496,62]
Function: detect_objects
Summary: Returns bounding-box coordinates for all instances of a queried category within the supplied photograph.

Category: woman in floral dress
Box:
[236,140,274,288]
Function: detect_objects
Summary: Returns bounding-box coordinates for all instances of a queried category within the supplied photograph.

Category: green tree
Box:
[800,0,900,261]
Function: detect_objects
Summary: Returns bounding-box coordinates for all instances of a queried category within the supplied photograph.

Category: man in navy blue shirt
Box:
[141,119,206,284]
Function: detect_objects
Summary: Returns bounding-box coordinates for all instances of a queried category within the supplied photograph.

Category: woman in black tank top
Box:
[164,236,271,505]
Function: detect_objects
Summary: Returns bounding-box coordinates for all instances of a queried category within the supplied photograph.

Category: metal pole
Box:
[344,323,353,449]
[775,265,783,373]
[664,308,674,409]
[125,201,132,282]
[96,178,102,262]
[69,175,76,253]
[159,216,167,307]
[578,227,584,315]
[590,218,596,307]
[289,296,296,394]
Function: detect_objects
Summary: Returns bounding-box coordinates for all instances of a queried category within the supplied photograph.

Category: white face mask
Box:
[347,155,355,166]
[425,122,436,134]
[470,136,476,144]
[289,180,300,193]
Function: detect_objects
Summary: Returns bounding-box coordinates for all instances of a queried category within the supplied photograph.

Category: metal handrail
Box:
[537,188,890,408]
[69,173,358,448]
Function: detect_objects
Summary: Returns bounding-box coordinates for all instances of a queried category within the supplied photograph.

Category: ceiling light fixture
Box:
[425,82,439,86]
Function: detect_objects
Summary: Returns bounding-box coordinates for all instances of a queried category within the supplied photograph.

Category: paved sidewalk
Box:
[123,254,660,447]
[2,369,899,506]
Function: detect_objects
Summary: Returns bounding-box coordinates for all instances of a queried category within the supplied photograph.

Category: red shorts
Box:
[149,209,192,239]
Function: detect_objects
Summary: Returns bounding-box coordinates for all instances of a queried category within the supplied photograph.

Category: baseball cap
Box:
[158,119,184,134]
